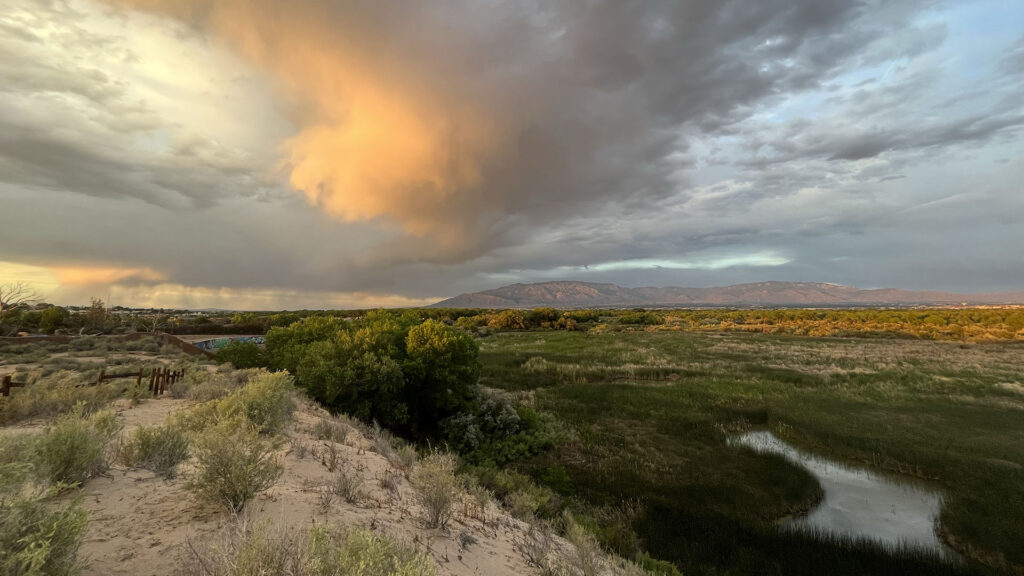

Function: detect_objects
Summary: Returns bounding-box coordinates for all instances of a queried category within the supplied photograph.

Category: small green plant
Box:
[0,492,88,576]
[410,451,459,529]
[120,424,190,478]
[186,425,282,512]
[34,405,121,486]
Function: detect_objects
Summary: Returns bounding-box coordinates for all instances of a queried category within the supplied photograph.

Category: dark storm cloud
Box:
[1,0,1022,305]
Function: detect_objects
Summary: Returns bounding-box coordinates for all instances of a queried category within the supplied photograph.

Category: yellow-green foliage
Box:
[184,521,435,576]
[35,405,121,486]
[307,525,435,576]
[176,370,295,435]
[186,424,282,512]
[0,492,88,576]
[120,424,190,478]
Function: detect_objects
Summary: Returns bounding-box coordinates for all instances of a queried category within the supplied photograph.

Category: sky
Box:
[1,0,1022,310]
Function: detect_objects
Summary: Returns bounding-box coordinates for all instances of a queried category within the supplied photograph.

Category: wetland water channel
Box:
[732,431,955,557]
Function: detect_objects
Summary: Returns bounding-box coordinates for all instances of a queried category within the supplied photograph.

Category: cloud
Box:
[101,0,952,260]
[2,0,1023,305]
[51,266,167,286]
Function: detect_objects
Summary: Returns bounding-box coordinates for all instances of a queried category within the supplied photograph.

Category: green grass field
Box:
[479,330,1024,575]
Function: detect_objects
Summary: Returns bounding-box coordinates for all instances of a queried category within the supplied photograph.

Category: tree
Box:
[85,298,108,331]
[403,319,480,435]
[214,341,266,369]
[39,306,68,333]
[0,282,40,334]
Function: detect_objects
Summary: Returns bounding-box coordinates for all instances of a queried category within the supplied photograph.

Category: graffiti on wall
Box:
[192,335,265,351]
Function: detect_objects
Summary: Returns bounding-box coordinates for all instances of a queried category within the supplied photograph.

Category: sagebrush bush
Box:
[35,405,121,486]
[183,521,435,576]
[186,425,282,512]
[390,444,418,476]
[0,371,122,424]
[331,469,364,504]
[0,433,37,492]
[120,424,190,478]
[0,493,88,576]
[410,451,459,528]
[177,371,294,435]
[307,525,435,576]
[313,417,349,444]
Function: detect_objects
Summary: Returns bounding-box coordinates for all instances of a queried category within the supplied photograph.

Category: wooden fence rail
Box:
[1,368,185,398]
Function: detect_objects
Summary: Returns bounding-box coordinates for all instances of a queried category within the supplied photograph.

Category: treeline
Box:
[9,301,1022,342]
[214,311,557,464]
[443,306,1024,341]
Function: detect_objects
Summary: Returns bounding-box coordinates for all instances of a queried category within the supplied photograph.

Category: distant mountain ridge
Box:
[430,281,1024,308]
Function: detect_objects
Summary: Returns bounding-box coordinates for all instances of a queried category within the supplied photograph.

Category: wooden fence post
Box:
[96,370,105,386]
[149,368,156,392]
[1,375,10,397]
[136,368,143,387]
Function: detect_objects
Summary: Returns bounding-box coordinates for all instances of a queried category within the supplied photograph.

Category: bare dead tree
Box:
[0,281,41,334]
[0,281,40,316]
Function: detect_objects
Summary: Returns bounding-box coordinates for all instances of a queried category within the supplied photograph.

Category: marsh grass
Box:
[480,330,1017,575]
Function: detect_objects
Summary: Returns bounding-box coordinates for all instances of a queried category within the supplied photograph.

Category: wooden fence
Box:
[1,367,185,398]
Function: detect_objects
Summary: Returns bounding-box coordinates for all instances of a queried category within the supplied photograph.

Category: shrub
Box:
[410,451,459,528]
[183,521,435,576]
[0,371,121,424]
[390,444,418,476]
[331,469,364,504]
[232,371,294,434]
[120,424,190,478]
[307,525,435,576]
[0,493,88,576]
[312,417,349,444]
[35,405,121,486]
[177,371,294,435]
[508,489,543,520]
[0,433,37,492]
[214,341,266,369]
[186,425,282,512]
[563,512,602,576]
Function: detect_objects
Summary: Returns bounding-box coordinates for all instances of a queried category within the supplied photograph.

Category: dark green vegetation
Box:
[263,312,478,436]
[479,330,1024,575]
[260,313,556,466]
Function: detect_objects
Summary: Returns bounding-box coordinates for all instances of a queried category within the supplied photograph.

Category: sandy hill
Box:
[48,395,557,576]
[432,281,1024,309]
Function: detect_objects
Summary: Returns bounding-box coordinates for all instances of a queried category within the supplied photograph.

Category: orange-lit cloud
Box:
[50,265,167,286]
[108,0,500,248]
[1,260,435,309]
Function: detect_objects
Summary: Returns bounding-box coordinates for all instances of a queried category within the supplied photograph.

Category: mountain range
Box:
[431,281,1024,308]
